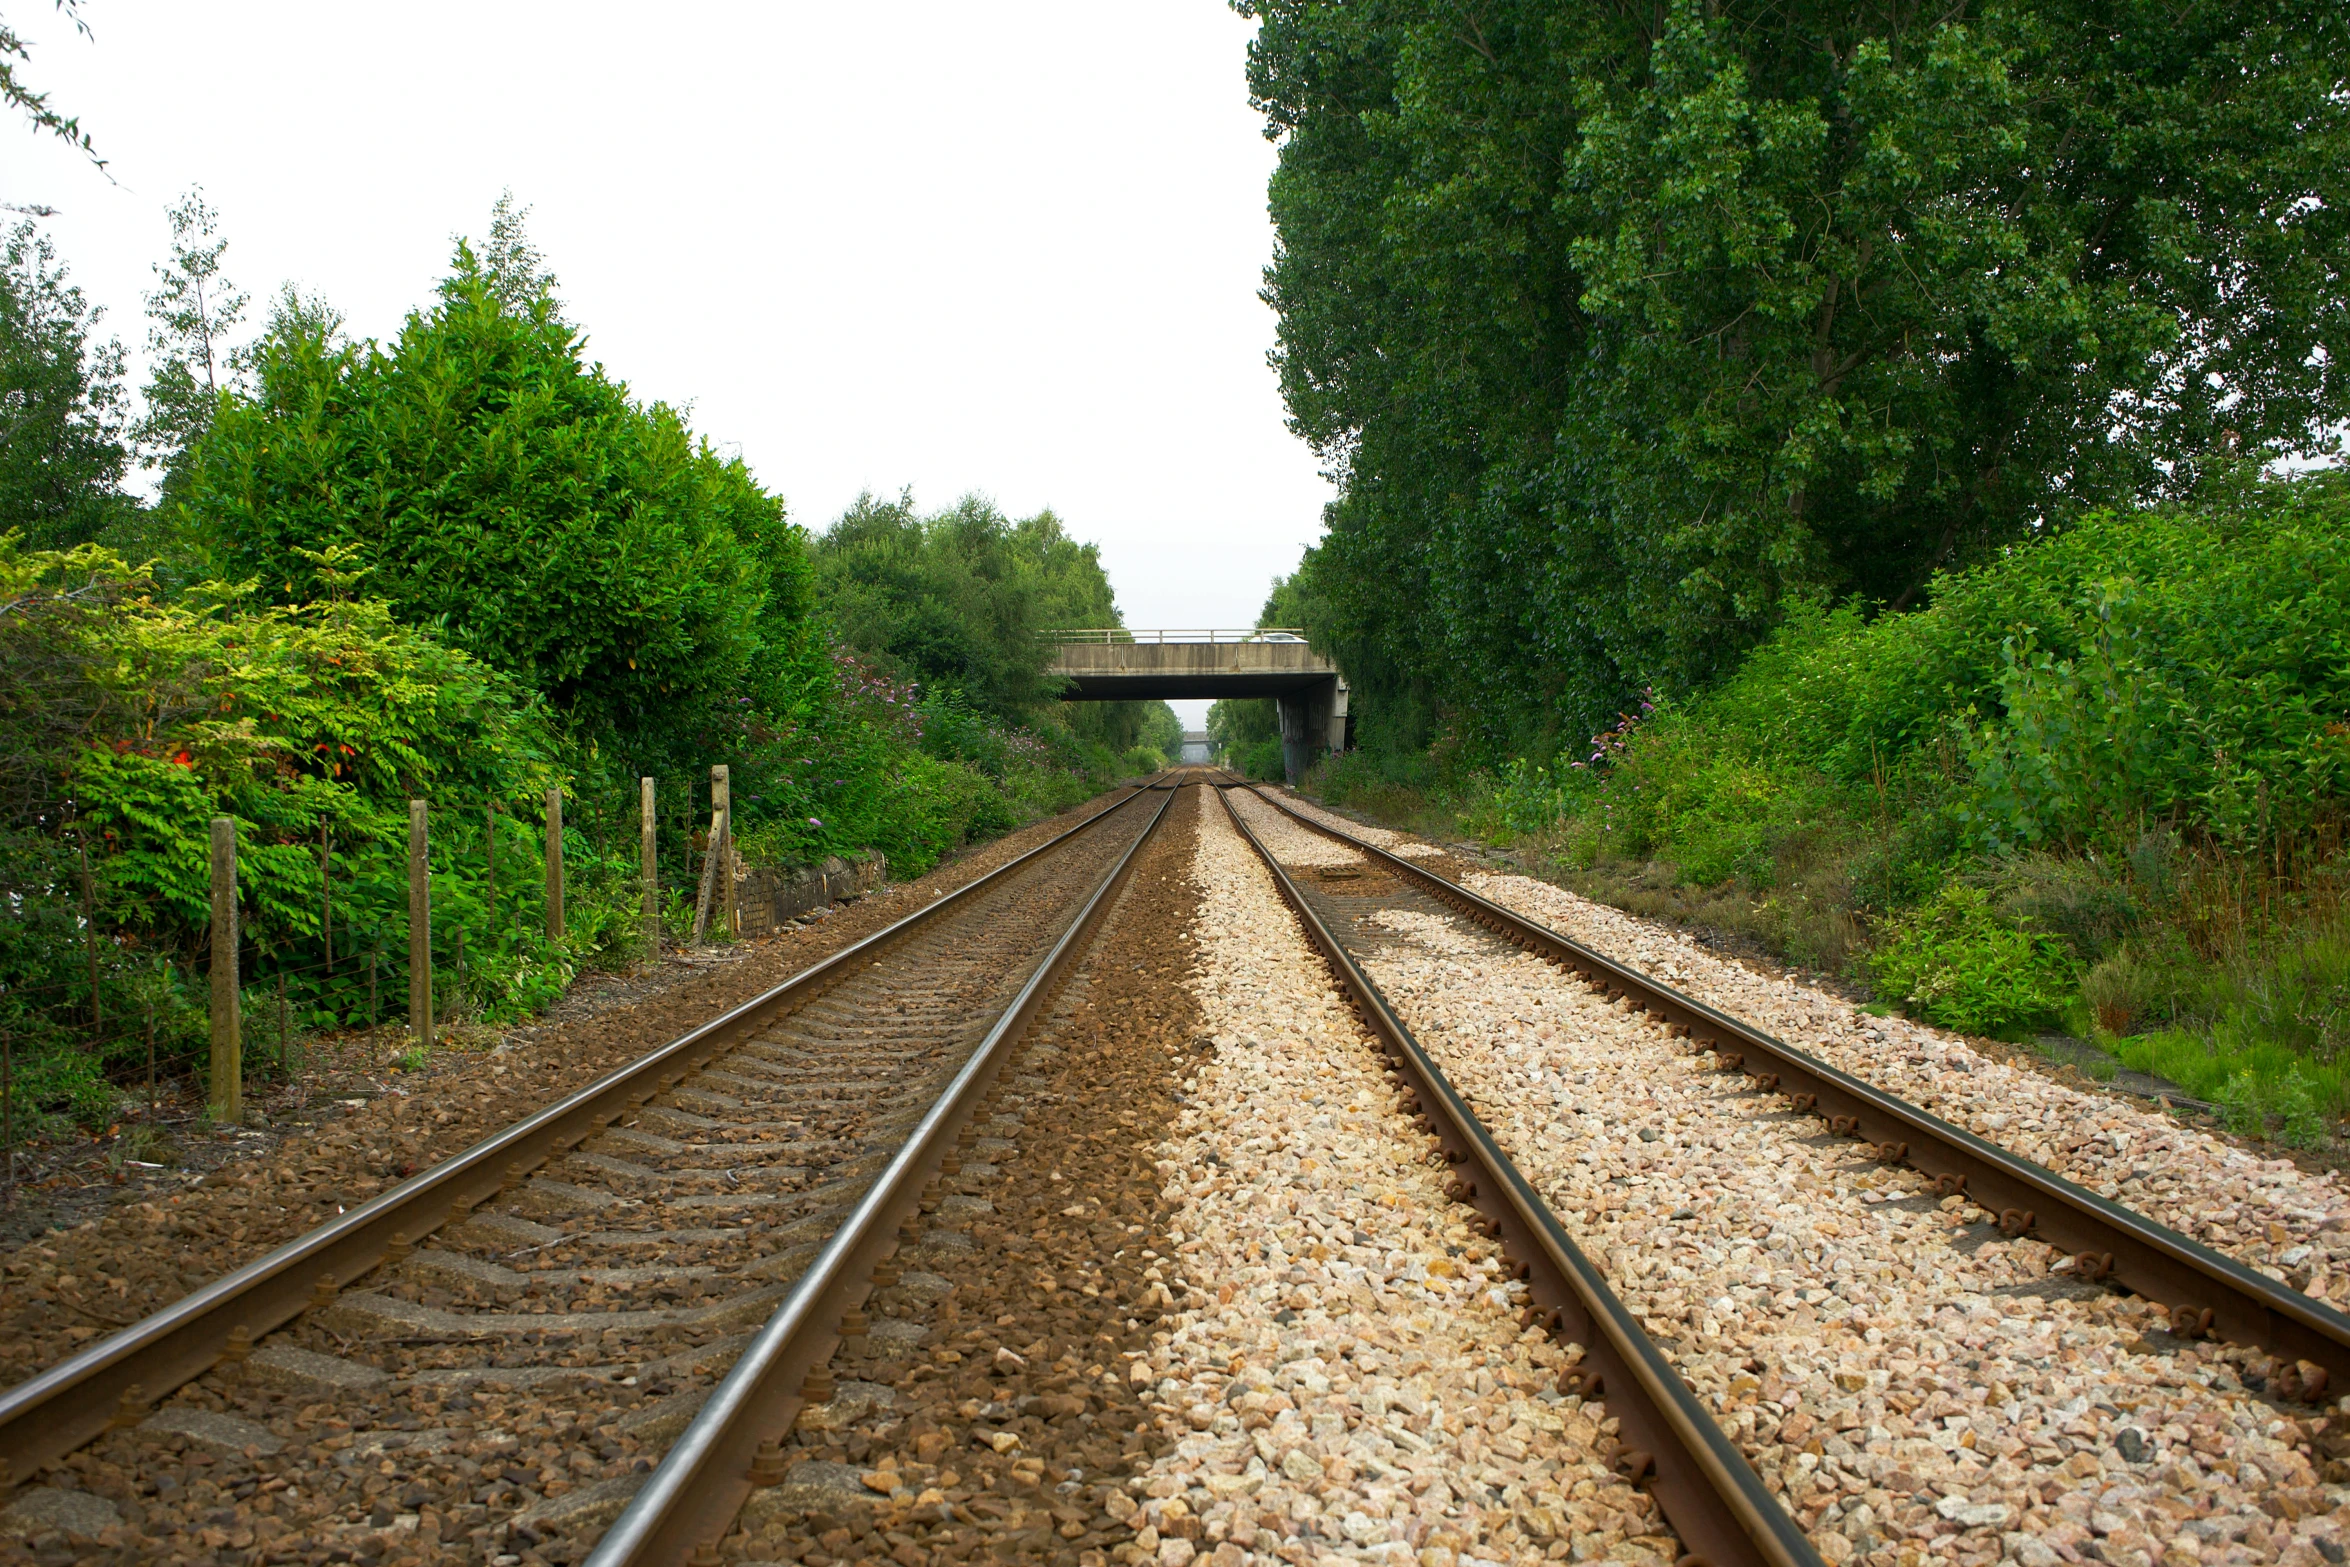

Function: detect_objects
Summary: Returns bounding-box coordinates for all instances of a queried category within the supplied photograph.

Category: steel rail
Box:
[586,779,1182,1566]
[1214,784,1821,1567]
[0,780,1168,1493]
[1228,778,2350,1398]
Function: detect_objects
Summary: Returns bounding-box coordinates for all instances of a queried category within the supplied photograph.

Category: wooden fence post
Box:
[640,777,658,948]
[2,1028,12,1208]
[80,836,99,1029]
[320,824,334,973]
[486,801,498,935]
[409,800,432,1045]
[208,817,240,1123]
[544,788,565,941]
[713,765,734,937]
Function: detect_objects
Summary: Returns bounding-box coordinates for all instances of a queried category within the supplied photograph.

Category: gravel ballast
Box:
[0,789,1161,1566]
[717,784,1214,1567]
[1262,789,2350,1297]
[1128,795,1677,1567]
[0,787,1149,1403]
[1231,789,2350,1567]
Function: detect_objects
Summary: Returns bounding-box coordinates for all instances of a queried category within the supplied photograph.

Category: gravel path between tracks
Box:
[720,785,1203,1567]
[1231,792,2350,1567]
[1258,792,2350,1306]
[1116,794,1673,1567]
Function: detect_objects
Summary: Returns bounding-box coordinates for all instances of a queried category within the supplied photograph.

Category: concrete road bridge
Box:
[1043,629,1348,782]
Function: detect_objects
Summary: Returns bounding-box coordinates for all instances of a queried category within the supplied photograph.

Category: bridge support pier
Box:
[1278,676,1349,785]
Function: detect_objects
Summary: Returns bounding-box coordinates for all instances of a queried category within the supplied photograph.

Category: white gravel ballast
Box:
[1261,788,2350,1289]
[1122,800,1679,1567]
[1228,789,2350,1567]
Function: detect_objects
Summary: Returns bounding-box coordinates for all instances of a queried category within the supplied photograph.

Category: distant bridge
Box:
[1043,629,1348,782]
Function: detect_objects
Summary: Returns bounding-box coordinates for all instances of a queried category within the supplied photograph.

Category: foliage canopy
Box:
[1240,0,2350,751]
[181,243,822,772]
[0,220,136,551]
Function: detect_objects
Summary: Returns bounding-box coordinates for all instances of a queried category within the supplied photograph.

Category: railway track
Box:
[1213,776,2350,1567]
[0,777,1178,1565]
[7,766,2347,1567]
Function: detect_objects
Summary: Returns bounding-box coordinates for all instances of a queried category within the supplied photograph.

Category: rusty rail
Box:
[1215,783,1822,1567]
[1230,778,2350,1400]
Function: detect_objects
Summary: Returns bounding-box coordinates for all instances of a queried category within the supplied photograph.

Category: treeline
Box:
[1239,1,2350,1141]
[1242,0,2349,754]
[0,194,1168,1126]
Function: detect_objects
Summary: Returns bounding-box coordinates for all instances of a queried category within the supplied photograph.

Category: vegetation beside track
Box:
[1289,476,2350,1145]
[0,200,1172,1140]
[1231,0,2350,1147]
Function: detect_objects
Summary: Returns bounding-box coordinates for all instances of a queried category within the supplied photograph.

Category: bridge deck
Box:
[1043,632,1340,701]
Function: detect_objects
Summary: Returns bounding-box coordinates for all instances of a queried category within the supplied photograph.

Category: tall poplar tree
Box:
[1239,0,2350,750]
[0,220,133,548]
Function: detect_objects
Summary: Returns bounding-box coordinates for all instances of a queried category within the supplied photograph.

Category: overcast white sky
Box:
[10,1,1333,728]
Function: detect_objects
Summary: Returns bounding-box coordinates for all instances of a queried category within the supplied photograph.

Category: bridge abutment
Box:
[1277,676,1348,784]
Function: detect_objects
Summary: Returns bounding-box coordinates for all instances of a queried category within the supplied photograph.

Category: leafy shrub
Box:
[1844,806,1961,914]
[183,245,823,774]
[1864,885,2076,1037]
[1240,738,1285,781]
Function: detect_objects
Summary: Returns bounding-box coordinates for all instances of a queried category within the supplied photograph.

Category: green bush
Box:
[184,244,823,774]
[0,539,602,1125]
[1240,738,1285,782]
[1864,885,2077,1037]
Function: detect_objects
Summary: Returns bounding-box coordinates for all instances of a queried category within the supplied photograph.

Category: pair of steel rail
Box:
[0,777,1180,1567]
[1211,773,2350,1567]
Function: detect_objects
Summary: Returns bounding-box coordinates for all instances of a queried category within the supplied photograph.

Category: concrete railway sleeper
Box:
[0,778,1176,1565]
[1217,778,2350,1567]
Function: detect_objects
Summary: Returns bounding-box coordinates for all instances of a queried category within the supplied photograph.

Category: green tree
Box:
[814,489,1172,752]
[480,189,559,315]
[0,220,136,549]
[138,187,251,474]
[179,234,821,772]
[1239,0,2350,751]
